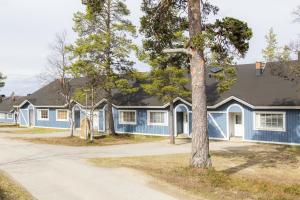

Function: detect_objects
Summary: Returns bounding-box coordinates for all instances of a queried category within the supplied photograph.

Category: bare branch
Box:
[163,48,191,55]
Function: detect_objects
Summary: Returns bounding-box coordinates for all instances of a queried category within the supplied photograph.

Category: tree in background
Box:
[0,73,6,102]
[278,45,292,62]
[290,5,300,55]
[141,67,190,144]
[139,0,190,144]
[145,0,252,168]
[40,32,75,137]
[262,28,279,62]
[71,0,138,135]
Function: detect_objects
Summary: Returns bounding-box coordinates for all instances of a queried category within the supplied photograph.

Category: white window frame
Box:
[7,113,13,119]
[0,113,5,119]
[37,109,49,121]
[253,111,286,132]
[119,110,137,125]
[56,109,69,122]
[147,110,168,126]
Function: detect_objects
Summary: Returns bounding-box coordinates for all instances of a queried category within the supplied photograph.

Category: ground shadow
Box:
[212,144,299,175]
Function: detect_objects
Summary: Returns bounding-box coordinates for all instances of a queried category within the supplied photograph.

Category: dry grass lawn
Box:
[90,144,300,200]
[0,123,19,128]
[12,128,66,134]
[0,171,33,200]
[21,134,166,146]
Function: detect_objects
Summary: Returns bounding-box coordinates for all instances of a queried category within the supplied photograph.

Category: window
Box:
[254,112,285,131]
[0,113,5,119]
[147,111,168,126]
[119,111,136,125]
[38,109,49,120]
[56,110,68,121]
[235,114,242,125]
[7,114,13,119]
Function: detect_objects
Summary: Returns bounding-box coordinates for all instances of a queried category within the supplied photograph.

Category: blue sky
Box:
[0,0,299,96]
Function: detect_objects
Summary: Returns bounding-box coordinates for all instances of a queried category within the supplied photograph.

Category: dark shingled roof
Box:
[25,78,89,106]
[207,60,300,107]
[23,77,166,107]
[17,60,300,108]
[0,96,26,112]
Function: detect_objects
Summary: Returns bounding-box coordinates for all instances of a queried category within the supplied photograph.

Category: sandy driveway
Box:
[0,129,254,200]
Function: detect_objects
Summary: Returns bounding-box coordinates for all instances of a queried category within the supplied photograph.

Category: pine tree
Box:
[141,67,190,144]
[139,0,190,144]
[0,73,5,102]
[70,0,138,135]
[262,28,279,62]
[143,0,252,168]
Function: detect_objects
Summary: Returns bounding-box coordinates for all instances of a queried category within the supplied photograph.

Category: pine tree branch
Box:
[163,48,191,55]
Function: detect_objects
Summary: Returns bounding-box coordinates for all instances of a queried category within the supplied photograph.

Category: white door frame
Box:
[226,104,245,140]
[174,104,190,137]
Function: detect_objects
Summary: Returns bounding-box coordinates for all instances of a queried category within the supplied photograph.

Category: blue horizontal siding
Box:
[14,98,300,144]
[35,108,69,128]
[209,100,300,144]
[113,108,169,136]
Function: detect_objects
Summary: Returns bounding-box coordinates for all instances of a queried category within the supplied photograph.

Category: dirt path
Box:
[0,129,256,200]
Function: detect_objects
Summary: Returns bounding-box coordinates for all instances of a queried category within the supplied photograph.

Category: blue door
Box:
[75,110,81,129]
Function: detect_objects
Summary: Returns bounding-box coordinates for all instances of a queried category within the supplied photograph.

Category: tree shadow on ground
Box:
[212,144,300,175]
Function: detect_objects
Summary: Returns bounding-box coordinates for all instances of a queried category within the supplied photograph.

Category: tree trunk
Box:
[106,93,115,135]
[188,0,211,168]
[69,108,74,137]
[89,110,94,141]
[169,101,175,144]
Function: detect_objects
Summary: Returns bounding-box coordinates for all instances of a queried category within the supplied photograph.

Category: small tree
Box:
[278,45,292,62]
[142,67,190,144]
[73,85,99,141]
[71,0,138,135]
[262,28,279,62]
[41,32,75,137]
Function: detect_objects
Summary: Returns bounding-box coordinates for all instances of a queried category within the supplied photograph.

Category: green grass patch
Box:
[20,134,166,146]
[13,128,67,134]
[0,171,33,200]
[90,154,300,200]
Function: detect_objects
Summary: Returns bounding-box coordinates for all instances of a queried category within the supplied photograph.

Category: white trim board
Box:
[15,95,300,111]
[226,104,245,140]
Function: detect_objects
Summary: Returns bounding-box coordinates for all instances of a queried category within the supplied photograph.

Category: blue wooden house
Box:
[13,60,300,145]
[0,96,25,124]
